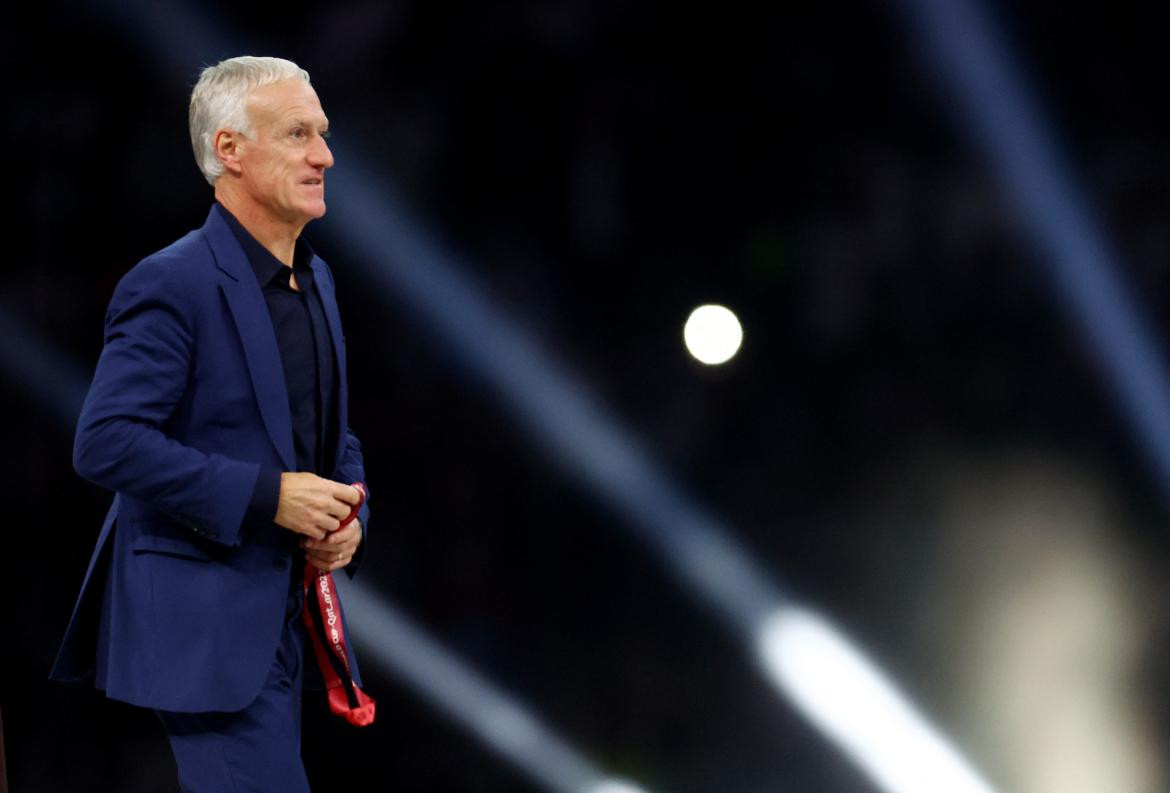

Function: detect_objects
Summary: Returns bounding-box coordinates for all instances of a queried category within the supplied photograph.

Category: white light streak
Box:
[758,607,997,793]
[587,779,652,793]
[339,578,653,793]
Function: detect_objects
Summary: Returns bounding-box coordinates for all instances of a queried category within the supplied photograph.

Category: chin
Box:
[298,202,328,221]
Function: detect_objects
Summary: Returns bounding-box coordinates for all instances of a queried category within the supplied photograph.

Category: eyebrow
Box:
[287,117,330,130]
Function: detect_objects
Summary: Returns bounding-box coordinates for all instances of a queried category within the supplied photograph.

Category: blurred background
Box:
[6,1,1170,791]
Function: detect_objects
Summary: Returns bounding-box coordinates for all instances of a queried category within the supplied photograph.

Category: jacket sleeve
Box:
[72,257,259,547]
[334,426,370,578]
[315,257,372,577]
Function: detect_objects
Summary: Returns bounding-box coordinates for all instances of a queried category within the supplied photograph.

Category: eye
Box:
[290,127,306,139]
[321,129,331,140]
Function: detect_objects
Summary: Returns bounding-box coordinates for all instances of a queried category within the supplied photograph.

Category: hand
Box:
[302,518,362,572]
[274,472,361,540]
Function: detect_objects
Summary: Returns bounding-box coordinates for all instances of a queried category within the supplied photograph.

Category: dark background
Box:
[6,1,1170,791]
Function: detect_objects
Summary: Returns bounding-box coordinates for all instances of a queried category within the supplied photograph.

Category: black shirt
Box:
[213,203,339,525]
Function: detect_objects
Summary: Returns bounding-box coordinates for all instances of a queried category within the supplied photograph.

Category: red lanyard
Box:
[302,482,376,726]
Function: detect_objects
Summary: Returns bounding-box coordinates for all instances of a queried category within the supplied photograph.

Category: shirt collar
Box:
[213,202,316,289]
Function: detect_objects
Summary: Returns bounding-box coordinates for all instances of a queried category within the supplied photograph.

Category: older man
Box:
[52,56,372,791]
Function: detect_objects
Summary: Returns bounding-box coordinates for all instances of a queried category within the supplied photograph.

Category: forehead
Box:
[245,78,327,126]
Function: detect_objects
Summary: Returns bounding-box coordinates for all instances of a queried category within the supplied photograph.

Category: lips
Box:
[301,178,323,185]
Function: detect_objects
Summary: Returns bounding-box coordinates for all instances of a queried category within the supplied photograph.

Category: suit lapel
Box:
[311,257,348,475]
[201,208,296,471]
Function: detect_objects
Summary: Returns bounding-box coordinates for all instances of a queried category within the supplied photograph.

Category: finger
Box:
[306,548,350,571]
[322,498,351,521]
[305,542,356,563]
[304,546,338,563]
[298,525,328,540]
[304,521,357,545]
[307,525,353,549]
[306,539,353,558]
[319,520,342,537]
[320,522,359,545]
[309,557,344,573]
[331,483,361,506]
[304,546,338,562]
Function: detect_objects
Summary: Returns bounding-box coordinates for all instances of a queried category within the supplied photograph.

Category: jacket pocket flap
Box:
[131,534,217,561]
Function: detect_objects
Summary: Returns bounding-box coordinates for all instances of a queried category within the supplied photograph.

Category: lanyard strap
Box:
[302,482,376,727]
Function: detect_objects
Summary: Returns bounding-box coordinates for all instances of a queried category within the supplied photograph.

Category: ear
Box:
[214,129,245,176]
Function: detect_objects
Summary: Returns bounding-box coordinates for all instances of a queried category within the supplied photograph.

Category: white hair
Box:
[188,56,311,185]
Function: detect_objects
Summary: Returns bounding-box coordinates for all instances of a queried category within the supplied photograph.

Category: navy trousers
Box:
[156,573,309,793]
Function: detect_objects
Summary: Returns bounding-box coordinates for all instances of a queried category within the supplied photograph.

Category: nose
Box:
[308,133,334,169]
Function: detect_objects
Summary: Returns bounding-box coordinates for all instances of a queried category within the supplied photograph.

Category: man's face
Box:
[236,78,334,225]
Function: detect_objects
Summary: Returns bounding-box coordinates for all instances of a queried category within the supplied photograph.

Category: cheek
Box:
[248,160,281,192]
[280,163,302,193]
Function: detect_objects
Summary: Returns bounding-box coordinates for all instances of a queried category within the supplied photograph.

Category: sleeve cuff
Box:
[246,466,282,527]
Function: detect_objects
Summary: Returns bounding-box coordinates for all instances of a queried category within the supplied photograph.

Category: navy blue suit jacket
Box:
[51,206,370,713]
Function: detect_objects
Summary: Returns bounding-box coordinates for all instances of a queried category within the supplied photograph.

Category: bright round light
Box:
[683,304,743,365]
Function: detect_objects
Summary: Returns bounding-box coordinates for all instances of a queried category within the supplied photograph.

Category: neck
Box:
[214,182,304,267]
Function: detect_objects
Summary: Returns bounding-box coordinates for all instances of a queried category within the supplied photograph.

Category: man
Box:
[51,56,371,792]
